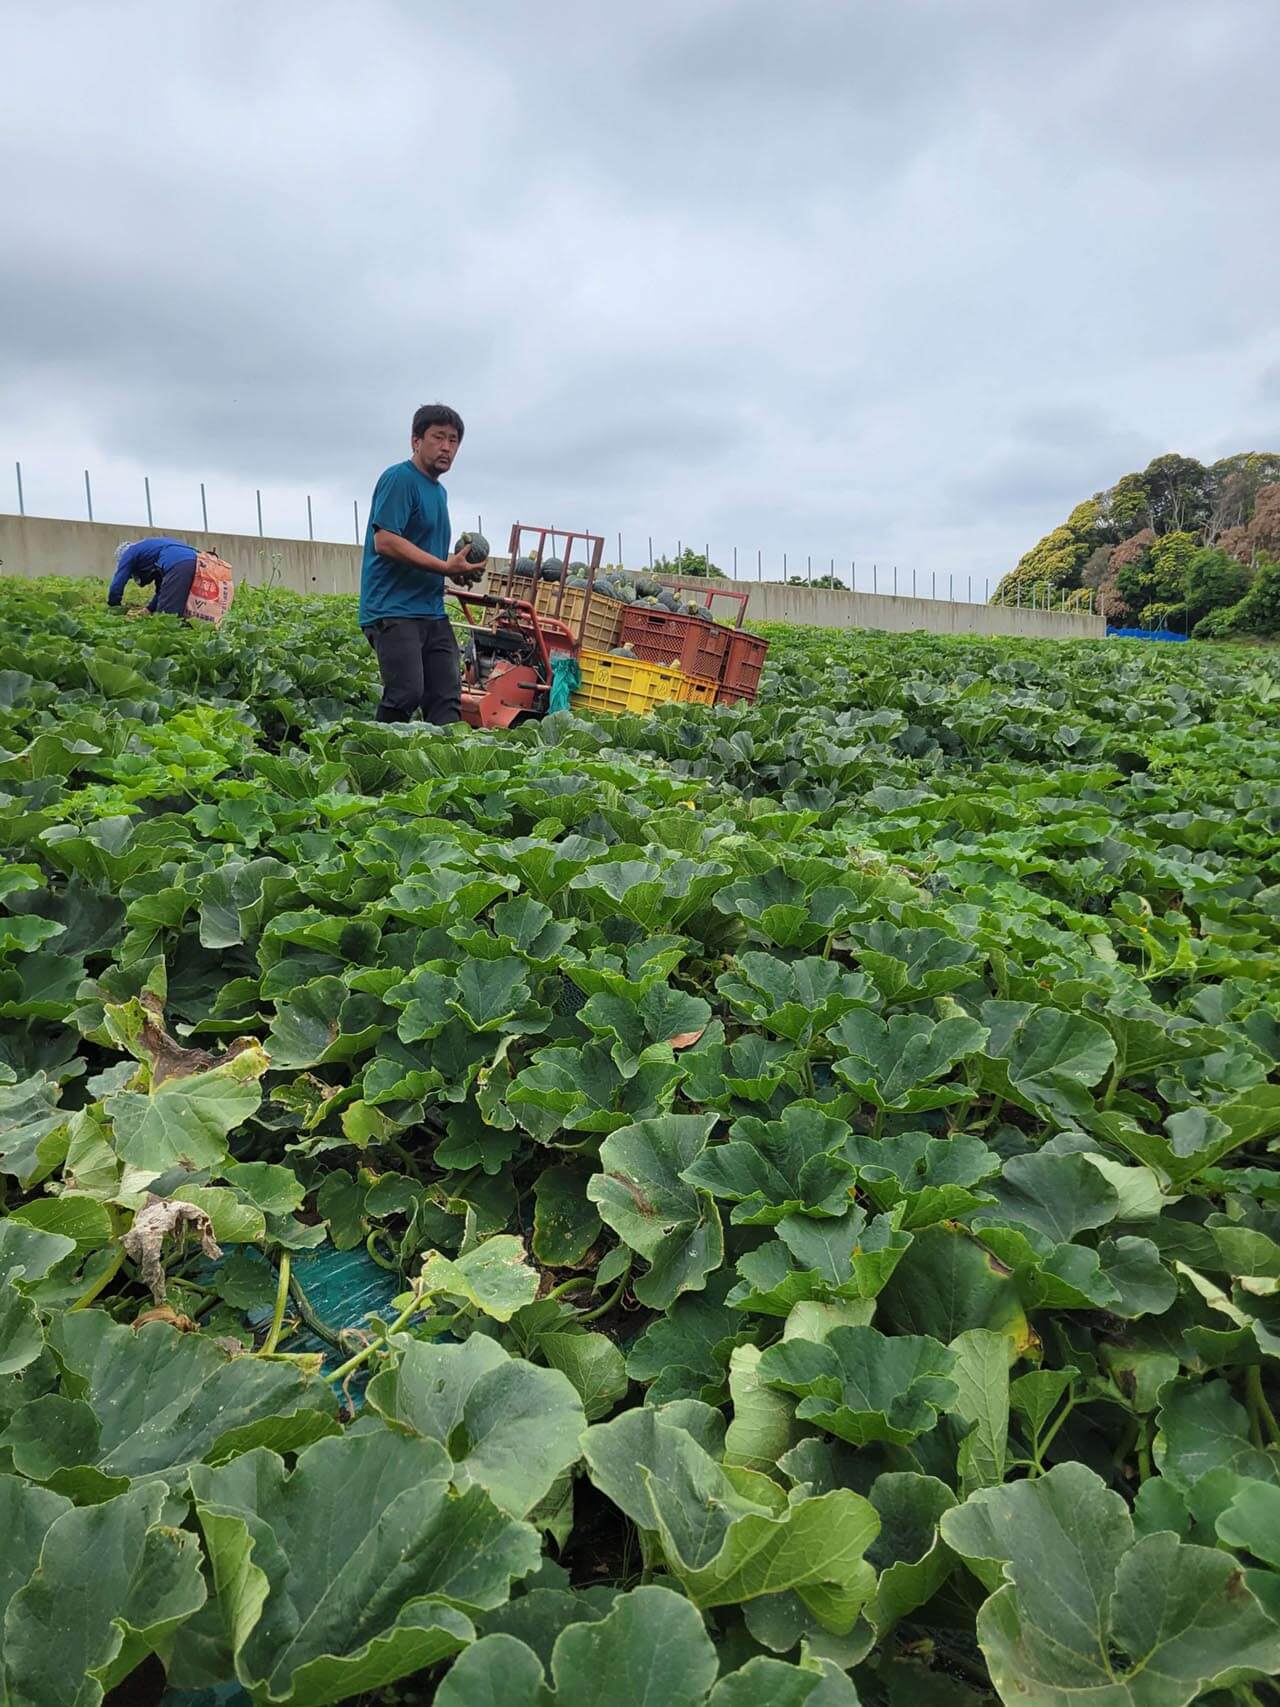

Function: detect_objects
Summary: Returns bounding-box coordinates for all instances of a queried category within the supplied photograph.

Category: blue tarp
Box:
[1105,626,1190,643]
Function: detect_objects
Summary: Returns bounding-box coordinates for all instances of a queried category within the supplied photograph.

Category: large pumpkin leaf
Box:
[4,1310,338,1492]
[581,1406,879,1629]
[715,952,874,1045]
[4,1482,206,1707]
[102,1040,268,1175]
[366,1335,586,1516]
[831,1009,988,1111]
[679,1104,856,1224]
[942,1461,1280,1705]
[588,1115,723,1308]
[845,1130,1000,1228]
[979,1001,1116,1123]
[757,1323,958,1447]
[191,1431,539,1706]
[437,1582,858,1704]
[437,1586,717,1707]
[864,1471,957,1638]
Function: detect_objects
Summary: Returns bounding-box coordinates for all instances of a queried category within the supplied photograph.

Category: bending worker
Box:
[107,535,201,614]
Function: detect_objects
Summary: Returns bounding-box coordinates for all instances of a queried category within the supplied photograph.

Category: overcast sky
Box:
[3,1,1278,592]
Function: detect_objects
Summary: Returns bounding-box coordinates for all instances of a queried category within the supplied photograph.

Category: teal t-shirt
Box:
[358,460,451,625]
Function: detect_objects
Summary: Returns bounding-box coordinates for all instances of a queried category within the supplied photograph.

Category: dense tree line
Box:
[992,452,1280,637]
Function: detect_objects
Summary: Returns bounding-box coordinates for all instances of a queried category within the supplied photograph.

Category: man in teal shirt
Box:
[359,403,481,723]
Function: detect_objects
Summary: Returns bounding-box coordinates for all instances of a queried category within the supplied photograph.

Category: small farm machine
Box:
[453,524,604,729]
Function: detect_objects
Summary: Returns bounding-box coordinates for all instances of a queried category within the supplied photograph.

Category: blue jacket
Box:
[107,537,198,607]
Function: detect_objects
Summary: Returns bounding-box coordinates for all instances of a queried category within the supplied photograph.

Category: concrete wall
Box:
[0,513,1103,640]
[716,579,1102,639]
[0,513,363,597]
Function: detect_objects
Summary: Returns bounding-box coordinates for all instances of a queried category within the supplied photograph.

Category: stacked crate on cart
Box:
[716,629,770,705]
[508,575,627,652]
[617,598,768,705]
[574,651,719,715]
[618,608,731,682]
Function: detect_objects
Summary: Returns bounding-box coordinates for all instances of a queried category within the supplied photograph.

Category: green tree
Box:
[1185,547,1252,628]
[1105,472,1152,536]
[1207,556,1280,638]
[993,451,1280,610]
[1147,530,1198,597]
[992,503,1102,605]
[1206,454,1280,535]
[651,548,726,581]
[1142,453,1212,534]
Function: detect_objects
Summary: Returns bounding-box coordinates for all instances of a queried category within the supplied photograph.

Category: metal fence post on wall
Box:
[15,461,23,516]
[84,470,93,522]
[948,573,954,601]
[757,548,762,582]
[648,536,653,569]
[893,564,898,596]
[145,476,153,527]
[932,570,936,601]
[353,501,360,543]
[912,568,917,597]
[807,554,812,587]
[733,545,738,577]
[307,495,314,541]
[783,552,788,582]
[200,482,208,531]
[256,490,264,538]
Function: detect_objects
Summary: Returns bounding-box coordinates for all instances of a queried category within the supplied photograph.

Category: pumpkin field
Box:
[1,575,1278,1707]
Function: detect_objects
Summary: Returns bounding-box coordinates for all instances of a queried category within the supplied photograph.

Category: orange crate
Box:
[721,630,769,700]
[619,607,731,680]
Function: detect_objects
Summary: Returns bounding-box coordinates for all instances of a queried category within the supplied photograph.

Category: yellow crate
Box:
[502,578,624,651]
[573,648,691,715]
[548,588,625,651]
[678,675,718,705]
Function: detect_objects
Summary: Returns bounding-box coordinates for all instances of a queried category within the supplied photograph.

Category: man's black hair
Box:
[412,403,464,441]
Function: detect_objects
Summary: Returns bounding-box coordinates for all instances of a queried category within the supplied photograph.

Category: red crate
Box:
[619,608,731,681]
[721,629,769,701]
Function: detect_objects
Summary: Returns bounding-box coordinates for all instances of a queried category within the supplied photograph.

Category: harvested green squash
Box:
[453,530,490,566]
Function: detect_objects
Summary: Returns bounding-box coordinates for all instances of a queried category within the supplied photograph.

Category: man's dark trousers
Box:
[366,617,462,724]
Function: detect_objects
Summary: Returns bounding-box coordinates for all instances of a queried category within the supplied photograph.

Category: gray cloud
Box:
[2,0,1278,579]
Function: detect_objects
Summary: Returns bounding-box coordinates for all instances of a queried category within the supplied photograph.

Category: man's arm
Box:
[107,544,141,606]
[375,529,484,583]
[373,529,476,579]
